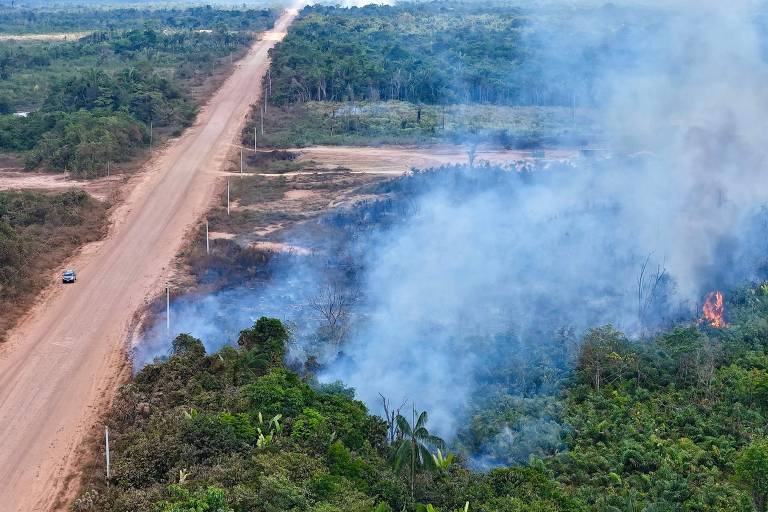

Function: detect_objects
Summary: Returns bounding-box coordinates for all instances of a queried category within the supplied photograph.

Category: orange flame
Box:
[701,291,726,328]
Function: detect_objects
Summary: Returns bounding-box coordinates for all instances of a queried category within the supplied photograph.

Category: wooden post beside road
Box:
[166,285,170,336]
[105,426,111,480]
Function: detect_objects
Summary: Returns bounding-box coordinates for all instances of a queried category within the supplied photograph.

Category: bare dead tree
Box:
[309,283,357,345]
[695,338,721,401]
[637,253,668,323]
[380,393,407,445]
[467,143,477,169]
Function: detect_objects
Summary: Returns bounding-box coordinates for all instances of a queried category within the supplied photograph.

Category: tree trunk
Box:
[410,438,415,502]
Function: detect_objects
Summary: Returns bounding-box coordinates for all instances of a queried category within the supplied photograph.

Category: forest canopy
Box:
[265,2,649,108]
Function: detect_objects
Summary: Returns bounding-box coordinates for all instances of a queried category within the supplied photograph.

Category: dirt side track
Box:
[0,9,298,512]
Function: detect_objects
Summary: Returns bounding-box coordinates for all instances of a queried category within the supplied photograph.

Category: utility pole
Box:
[260,104,264,135]
[205,219,209,255]
[106,161,110,177]
[166,284,170,336]
[254,126,257,152]
[267,67,271,110]
[227,180,230,216]
[105,426,111,480]
[572,91,577,121]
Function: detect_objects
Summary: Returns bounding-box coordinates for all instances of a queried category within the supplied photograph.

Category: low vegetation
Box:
[244,101,597,149]
[0,189,108,337]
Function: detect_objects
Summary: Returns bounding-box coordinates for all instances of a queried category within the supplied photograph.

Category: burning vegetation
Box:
[701,290,727,328]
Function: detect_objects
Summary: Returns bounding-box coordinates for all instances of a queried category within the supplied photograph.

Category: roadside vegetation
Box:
[0,6,275,177]
[0,189,108,337]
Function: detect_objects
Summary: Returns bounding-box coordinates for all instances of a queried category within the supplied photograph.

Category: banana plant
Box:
[256,427,273,449]
[432,448,456,470]
[182,408,199,420]
[255,411,282,449]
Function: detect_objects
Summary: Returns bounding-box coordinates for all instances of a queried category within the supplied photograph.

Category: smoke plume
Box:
[137,1,768,455]
[320,0,768,437]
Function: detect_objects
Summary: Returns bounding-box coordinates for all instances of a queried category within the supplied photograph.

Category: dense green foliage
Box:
[78,318,584,512]
[0,7,275,176]
[0,189,107,334]
[266,2,643,108]
[269,3,533,106]
[244,2,624,148]
[79,284,768,511]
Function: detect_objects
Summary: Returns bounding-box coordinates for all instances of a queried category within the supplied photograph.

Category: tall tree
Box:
[394,409,445,502]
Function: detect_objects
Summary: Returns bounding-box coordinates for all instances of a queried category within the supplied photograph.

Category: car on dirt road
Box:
[62,270,76,283]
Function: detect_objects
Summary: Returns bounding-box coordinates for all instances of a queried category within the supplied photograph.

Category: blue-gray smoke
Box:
[136,1,768,449]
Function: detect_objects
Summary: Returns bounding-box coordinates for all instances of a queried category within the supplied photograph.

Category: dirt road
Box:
[0,9,298,511]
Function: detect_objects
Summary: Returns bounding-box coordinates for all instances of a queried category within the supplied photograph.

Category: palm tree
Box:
[394,408,445,501]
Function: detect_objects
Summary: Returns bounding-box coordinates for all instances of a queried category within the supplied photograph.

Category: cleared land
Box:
[292,145,578,174]
[246,101,600,148]
[0,8,297,511]
[0,32,89,41]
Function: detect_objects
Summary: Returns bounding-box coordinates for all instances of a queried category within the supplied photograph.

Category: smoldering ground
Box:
[137,1,768,464]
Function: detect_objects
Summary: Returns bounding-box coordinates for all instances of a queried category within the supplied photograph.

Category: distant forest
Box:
[267,2,656,108]
[0,5,275,34]
[0,6,276,176]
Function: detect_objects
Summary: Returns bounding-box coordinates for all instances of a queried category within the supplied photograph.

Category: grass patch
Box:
[244,101,601,148]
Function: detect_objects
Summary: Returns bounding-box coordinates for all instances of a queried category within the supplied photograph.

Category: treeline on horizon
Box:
[0,7,276,176]
[0,5,275,34]
[266,2,650,108]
